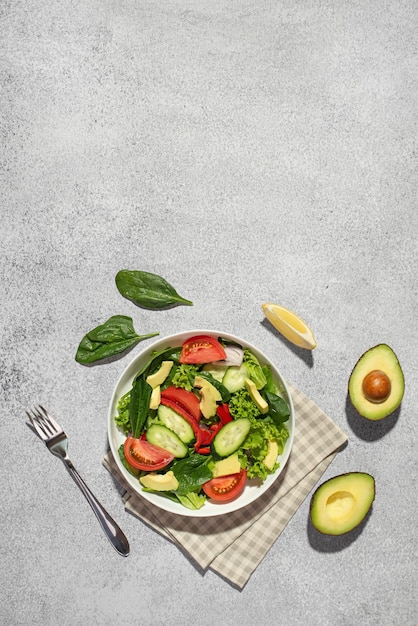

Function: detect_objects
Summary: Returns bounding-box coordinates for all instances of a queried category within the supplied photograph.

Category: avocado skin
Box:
[310,472,375,536]
[348,344,404,420]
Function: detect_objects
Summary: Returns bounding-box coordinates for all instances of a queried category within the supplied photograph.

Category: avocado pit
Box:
[362,369,391,404]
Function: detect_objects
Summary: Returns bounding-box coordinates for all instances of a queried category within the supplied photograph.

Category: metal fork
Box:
[26,405,130,557]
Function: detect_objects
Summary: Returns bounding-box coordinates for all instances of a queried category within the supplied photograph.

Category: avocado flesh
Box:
[140,471,179,492]
[194,376,221,418]
[146,361,174,388]
[310,472,375,535]
[348,344,404,420]
[212,453,241,478]
[244,378,268,414]
[263,440,279,470]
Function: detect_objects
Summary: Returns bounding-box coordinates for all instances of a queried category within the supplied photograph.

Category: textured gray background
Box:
[1,0,417,624]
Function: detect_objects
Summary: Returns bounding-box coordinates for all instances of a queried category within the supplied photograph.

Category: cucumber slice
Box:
[157,404,195,444]
[222,363,250,393]
[211,418,251,458]
[201,363,227,383]
[146,424,188,458]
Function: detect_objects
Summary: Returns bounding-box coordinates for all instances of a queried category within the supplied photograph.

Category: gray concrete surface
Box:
[1,0,417,624]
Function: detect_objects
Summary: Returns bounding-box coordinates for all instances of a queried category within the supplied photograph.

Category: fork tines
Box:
[26,405,62,441]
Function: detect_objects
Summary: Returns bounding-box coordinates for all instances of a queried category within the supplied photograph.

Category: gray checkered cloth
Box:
[103,383,348,588]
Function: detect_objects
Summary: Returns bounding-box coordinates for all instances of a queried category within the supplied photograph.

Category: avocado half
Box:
[348,344,404,420]
[310,472,375,535]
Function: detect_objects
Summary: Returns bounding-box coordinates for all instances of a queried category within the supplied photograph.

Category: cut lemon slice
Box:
[262,303,317,350]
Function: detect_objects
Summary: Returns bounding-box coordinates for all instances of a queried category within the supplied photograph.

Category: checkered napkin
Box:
[103,383,348,588]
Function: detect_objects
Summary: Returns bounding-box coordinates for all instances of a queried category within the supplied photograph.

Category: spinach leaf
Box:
[116,269,193,309]
[218,337,243,349]
[171,454,213,495]
[129,373,153,438]
[138,346,182,379]
[264,391,290,426]
[75,315,159,364]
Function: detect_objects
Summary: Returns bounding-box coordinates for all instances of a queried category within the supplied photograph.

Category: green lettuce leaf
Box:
[115,391,131,433]
[238,418,289,480]
[171,363,199,391]
[175,492,207,510]
[228,388,261,420]
[243,349,267,389]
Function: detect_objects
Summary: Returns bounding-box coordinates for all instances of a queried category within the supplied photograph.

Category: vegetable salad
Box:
[114,335,290,510]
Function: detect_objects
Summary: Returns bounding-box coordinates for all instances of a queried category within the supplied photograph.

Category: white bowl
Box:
[108,330,294,517]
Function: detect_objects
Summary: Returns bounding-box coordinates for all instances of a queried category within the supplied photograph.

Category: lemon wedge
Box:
[262,303,317,350]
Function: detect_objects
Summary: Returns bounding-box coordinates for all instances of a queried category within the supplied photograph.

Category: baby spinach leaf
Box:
[75,315,159,364]
[264,391,290,426]
[129,373,153,438]
[115,270,193,309]
[138,346,182,379]
[171,454,213,495]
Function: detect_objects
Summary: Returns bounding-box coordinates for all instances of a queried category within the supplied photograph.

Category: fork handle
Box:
[64,459,130,557]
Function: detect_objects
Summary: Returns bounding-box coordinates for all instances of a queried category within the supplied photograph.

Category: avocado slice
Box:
[194,376,222,400]
[198,386,217,418]
[244,378,268,414]
[263,440,279,470]
[146,361,174,388]
[348,344,404,420]
[140,471,179,492]
[149,385,161,410]
[212,453,241,478]
[194,376,222,418]
[310,472,375,535]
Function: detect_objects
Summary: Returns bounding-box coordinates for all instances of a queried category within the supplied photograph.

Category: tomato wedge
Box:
[160,386,201,421]
[179,335,226,364]
[159,397,203,449]
[124,436,174,471]
[203,469,247,502]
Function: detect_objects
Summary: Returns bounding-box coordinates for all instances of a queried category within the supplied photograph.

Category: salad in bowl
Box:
[108,330,294,517]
